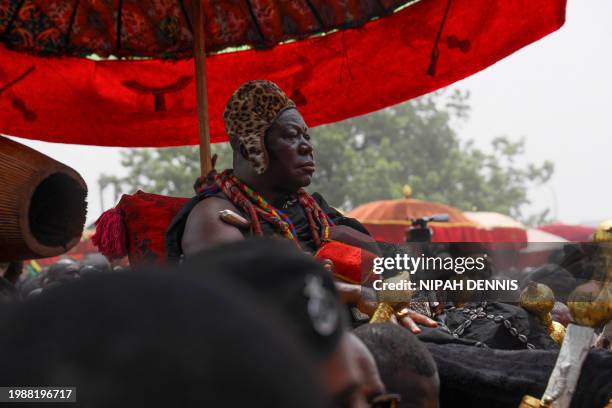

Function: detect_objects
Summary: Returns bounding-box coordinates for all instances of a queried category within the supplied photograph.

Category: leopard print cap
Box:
[223,80,296,174]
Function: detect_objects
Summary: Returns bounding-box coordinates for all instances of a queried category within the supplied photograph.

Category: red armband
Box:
[314,240,376,284]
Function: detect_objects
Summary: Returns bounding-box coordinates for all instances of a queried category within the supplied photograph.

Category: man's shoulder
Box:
[188,195,241,220]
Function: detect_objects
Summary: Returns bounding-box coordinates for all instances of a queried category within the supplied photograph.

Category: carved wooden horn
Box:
[0,135,87,261]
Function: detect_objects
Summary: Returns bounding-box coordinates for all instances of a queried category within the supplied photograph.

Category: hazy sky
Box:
[6,0,611,226]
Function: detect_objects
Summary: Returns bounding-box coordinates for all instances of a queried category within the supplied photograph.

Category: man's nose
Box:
[299,137,313,155]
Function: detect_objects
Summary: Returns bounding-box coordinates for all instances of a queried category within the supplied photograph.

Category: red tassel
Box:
[91,208,127,259]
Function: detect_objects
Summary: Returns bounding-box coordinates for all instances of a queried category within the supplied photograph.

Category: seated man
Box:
[166,80,437,333]
[168,80,374,256]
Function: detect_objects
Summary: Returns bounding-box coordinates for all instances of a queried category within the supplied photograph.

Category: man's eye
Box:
[304,133,311,141]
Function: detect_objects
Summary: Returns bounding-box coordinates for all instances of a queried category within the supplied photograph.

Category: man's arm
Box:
[181,197,245,256]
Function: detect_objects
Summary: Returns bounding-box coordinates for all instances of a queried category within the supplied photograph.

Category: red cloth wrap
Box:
[92,191,188,264]
[314,240,376,285]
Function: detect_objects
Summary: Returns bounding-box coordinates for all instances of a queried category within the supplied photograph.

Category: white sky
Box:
[6,0,611,226]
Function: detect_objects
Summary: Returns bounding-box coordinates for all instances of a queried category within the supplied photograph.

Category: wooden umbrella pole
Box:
[192,0,212,177]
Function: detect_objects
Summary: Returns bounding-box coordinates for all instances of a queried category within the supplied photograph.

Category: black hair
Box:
[182,238,347,360]
[0,270,328,408]
[354,323,437,378]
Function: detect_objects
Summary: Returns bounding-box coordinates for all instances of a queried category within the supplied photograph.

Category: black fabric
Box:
[165,186,370,262]
[417,302,558,351]
[425,342,612,408]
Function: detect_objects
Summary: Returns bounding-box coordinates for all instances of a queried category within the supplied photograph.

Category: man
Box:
[184,239,399,408]
[0,269,329,407]
[355,323,440,408]
[166,80,436,333]
[170,80,373,255]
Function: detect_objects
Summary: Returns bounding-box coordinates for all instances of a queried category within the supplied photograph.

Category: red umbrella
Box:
[464,211,528,245]
[0,0,567,175]
[346,189,483,243]
[537,223,595,242]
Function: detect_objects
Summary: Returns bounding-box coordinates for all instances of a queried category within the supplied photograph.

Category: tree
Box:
[99,90,553,224]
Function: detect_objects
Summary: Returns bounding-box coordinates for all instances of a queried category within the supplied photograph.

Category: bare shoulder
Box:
[181,197,245,256]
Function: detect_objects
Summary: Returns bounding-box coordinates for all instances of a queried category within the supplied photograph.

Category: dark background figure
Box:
[79,254,112,276]
[0,270,329,408]
[183,238,386,408]
[0,275,20,303]
[355,323,440,408]
[522,264,577,304]
[1,261,23,284]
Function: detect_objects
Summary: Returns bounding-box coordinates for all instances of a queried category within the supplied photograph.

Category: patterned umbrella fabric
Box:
[0,0,567,146]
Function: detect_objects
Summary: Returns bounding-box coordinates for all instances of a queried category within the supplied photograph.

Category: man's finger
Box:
[399,316,421,334]
[406,310,438,328]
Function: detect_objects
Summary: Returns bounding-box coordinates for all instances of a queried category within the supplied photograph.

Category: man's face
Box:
[321,334,370,408]
[263,109,315,191]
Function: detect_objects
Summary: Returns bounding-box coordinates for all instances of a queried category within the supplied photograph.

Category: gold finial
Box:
[593,219,612,243]
[520,282,566,344]
[567,281,612,328]
[402,184,412,199]
[370,271,413,323]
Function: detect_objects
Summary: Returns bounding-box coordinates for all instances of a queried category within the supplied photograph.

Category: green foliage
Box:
[99,144,232,200]
[98,90,553,223]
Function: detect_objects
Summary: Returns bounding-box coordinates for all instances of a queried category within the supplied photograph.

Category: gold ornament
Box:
[402,184,412,199]
[593,220,612,243]
[520,282,565,344]
[369,271,413,324]
[567,281,612,328]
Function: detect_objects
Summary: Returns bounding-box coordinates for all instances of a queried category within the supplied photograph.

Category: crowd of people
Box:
[1,80,611,407]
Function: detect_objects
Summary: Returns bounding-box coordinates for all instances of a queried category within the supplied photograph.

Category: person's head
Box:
[81,253,112,275]
[41,258,80,290]
[224,80,314,192]
[354,323,439,408]
[343,332,404,408]
[184,239,369,408]
[525,264,577,303]
[0,270,328,407]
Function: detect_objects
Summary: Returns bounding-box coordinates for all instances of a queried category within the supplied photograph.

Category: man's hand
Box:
[333,279,438,334]
[396,308,438,334]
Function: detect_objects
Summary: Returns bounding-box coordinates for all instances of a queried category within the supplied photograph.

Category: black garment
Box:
[426,342,612,408]
[165,187,369,262]
[417,301,559,351]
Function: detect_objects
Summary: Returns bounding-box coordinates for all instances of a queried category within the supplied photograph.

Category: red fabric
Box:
[362,223,487,243]
[0,0,412,58]
[348,198,473,223]
[91,208,128,259]
[97,191,189,264]
[537,223,595,242]
[315,240,375,284]
[0,0,566,146]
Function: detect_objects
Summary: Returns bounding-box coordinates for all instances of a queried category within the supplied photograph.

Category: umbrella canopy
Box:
[464,211,527,244]
[537,223,594,242]
[347,189,482,242]
[526,228,568,244]
[517,228,568,268]
[0,0,566,147]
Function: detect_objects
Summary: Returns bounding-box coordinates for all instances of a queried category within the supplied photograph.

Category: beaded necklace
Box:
[214,170,332,248]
